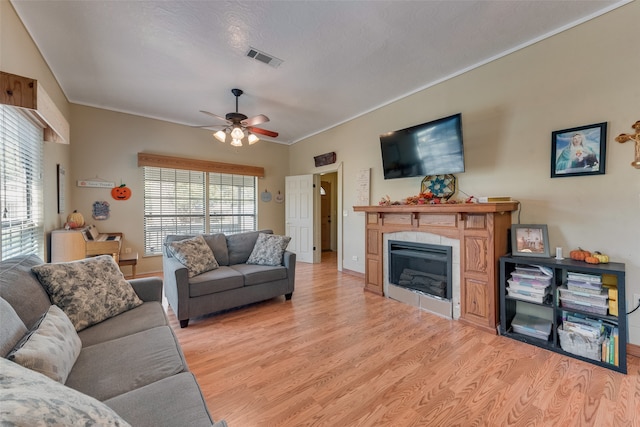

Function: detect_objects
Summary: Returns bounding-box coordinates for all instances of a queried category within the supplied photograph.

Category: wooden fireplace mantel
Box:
[353,202,519,333]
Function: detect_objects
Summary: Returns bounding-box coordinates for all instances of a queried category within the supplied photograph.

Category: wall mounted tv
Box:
[380,113,464,179]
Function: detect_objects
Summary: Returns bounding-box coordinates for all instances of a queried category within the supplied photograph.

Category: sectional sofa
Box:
[0,254,225,427]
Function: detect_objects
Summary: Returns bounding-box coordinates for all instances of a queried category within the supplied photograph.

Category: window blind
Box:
[143,167,206,255]
[209,173,256,234]
[143,167,257,256]
[1,105,44,260]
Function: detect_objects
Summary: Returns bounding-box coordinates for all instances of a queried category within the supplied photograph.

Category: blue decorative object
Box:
[92,201,110,220]
[421,174,456,200]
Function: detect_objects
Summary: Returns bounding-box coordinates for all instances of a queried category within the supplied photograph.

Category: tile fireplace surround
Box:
[353,202,519,333]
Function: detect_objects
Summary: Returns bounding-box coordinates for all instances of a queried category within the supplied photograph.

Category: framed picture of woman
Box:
[551,122,607,178]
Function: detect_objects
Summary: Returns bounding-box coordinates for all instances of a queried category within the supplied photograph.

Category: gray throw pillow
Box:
[0,357,131,426]
[169,235,219,278]
[246,233,291,266]
[31,255,143,332]
[8,305,81,383]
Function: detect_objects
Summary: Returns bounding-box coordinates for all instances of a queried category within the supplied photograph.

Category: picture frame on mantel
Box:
[511,224,550,258]
[551,122,607,178]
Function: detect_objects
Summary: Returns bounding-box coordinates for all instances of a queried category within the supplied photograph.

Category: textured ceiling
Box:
[10,0,625,145]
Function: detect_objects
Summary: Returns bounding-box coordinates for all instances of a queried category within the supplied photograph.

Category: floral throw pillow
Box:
[31,255,143,332]
[169,235,219,278]
[8,305,81,383]
[246,233,291,266]
[0,357,131,426]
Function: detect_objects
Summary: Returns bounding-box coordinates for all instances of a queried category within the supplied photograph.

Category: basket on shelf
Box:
[557,325,604,361]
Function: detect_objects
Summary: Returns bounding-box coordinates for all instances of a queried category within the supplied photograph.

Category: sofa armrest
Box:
[283,251,296,290]
[128,277,163,302]
[162,255,190,322]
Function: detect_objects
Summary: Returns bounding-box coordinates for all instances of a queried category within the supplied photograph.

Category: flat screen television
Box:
[380,113,464,179]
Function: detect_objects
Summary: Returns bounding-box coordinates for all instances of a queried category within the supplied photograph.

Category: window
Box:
[1,105,44,260]
[143,167,256,256]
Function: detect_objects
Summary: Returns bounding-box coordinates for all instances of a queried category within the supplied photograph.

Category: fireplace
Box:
[388,240,452,301]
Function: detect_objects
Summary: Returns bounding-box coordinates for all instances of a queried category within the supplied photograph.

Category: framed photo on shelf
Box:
[511,224,550,258]
[551,122,607,178]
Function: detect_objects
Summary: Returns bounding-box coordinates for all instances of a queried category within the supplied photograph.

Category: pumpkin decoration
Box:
[569,248,591,261]
[65,210,85,229]
[592,251,609,264]
[111,184,132,201]
[584,256,600,264]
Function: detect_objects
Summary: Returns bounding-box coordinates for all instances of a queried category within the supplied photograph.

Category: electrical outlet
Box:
[352,255,358,261]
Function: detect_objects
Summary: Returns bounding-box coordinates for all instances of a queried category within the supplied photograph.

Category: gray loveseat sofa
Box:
[0,254,225,427]
[163,229,296,328]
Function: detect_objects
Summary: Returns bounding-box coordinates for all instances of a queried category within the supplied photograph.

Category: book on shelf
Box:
[477,196,512,203]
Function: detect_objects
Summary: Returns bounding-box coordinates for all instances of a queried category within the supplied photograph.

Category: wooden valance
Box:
[1,71,70,144]
[137,152,265,178]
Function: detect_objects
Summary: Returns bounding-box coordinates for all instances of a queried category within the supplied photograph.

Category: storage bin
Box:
[510,272,552,287]
[558,325,604,361]
[512,313,551,340]
[558,286,608,305]
[560,297,608,316]
[567,280,602,295]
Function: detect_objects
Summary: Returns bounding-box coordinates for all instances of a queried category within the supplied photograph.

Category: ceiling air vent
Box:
[246,47,283,68]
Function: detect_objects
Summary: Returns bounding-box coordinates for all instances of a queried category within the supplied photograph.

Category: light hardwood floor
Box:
[166,252,640,426]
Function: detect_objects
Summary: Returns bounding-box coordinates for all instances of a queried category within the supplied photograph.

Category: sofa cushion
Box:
[8,305,81,383]
[0,254,52,329]
[0,297,28,358]
[230,264,288,286]
[246,233,291,266]
[31,255,143,332]
[0,357,131,427]
[65,326,186,401]
[189,266,244,297]
[203,233,230,266]
[77,301,168,347]
[226,229,272,265]
[169,235,219,277]
[104,372,216,427]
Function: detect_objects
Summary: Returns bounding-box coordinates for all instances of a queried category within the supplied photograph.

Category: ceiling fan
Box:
[199,88,278,146]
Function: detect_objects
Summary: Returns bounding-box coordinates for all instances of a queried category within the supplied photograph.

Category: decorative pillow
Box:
[31,255,143,332]
[246,233,291,266]
[0,296,28,358]
[0,357,131,426]
[169,235,219,278]
[8,305,81,383]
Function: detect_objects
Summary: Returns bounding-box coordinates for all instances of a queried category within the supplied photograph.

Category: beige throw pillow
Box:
[8,305,81,383]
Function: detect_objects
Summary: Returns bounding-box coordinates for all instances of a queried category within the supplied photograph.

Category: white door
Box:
[285,174,314,263]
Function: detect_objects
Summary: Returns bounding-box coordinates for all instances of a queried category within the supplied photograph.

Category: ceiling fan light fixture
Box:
[213,130,227,142]
[231,126,244,140]
[230,138,243,147]
[248,133,259,145]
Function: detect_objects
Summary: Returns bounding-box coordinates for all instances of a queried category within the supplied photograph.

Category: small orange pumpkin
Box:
[584,256,600,264]
[569,248,591,261]
[111,184,132,201]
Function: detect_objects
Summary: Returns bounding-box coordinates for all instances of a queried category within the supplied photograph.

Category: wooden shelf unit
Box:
[353,202,519,333]
[499,255,626,373]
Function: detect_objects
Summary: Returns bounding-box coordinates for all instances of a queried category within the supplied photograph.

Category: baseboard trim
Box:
[342,268,364,279]
[627,343,640,358]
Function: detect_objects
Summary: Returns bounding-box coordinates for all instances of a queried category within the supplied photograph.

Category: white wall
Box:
[288,2,640,344]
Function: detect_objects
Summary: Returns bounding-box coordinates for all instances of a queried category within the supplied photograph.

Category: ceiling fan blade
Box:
[241,114,270,127]
[199,110,229,122]
[248,126,278,138]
